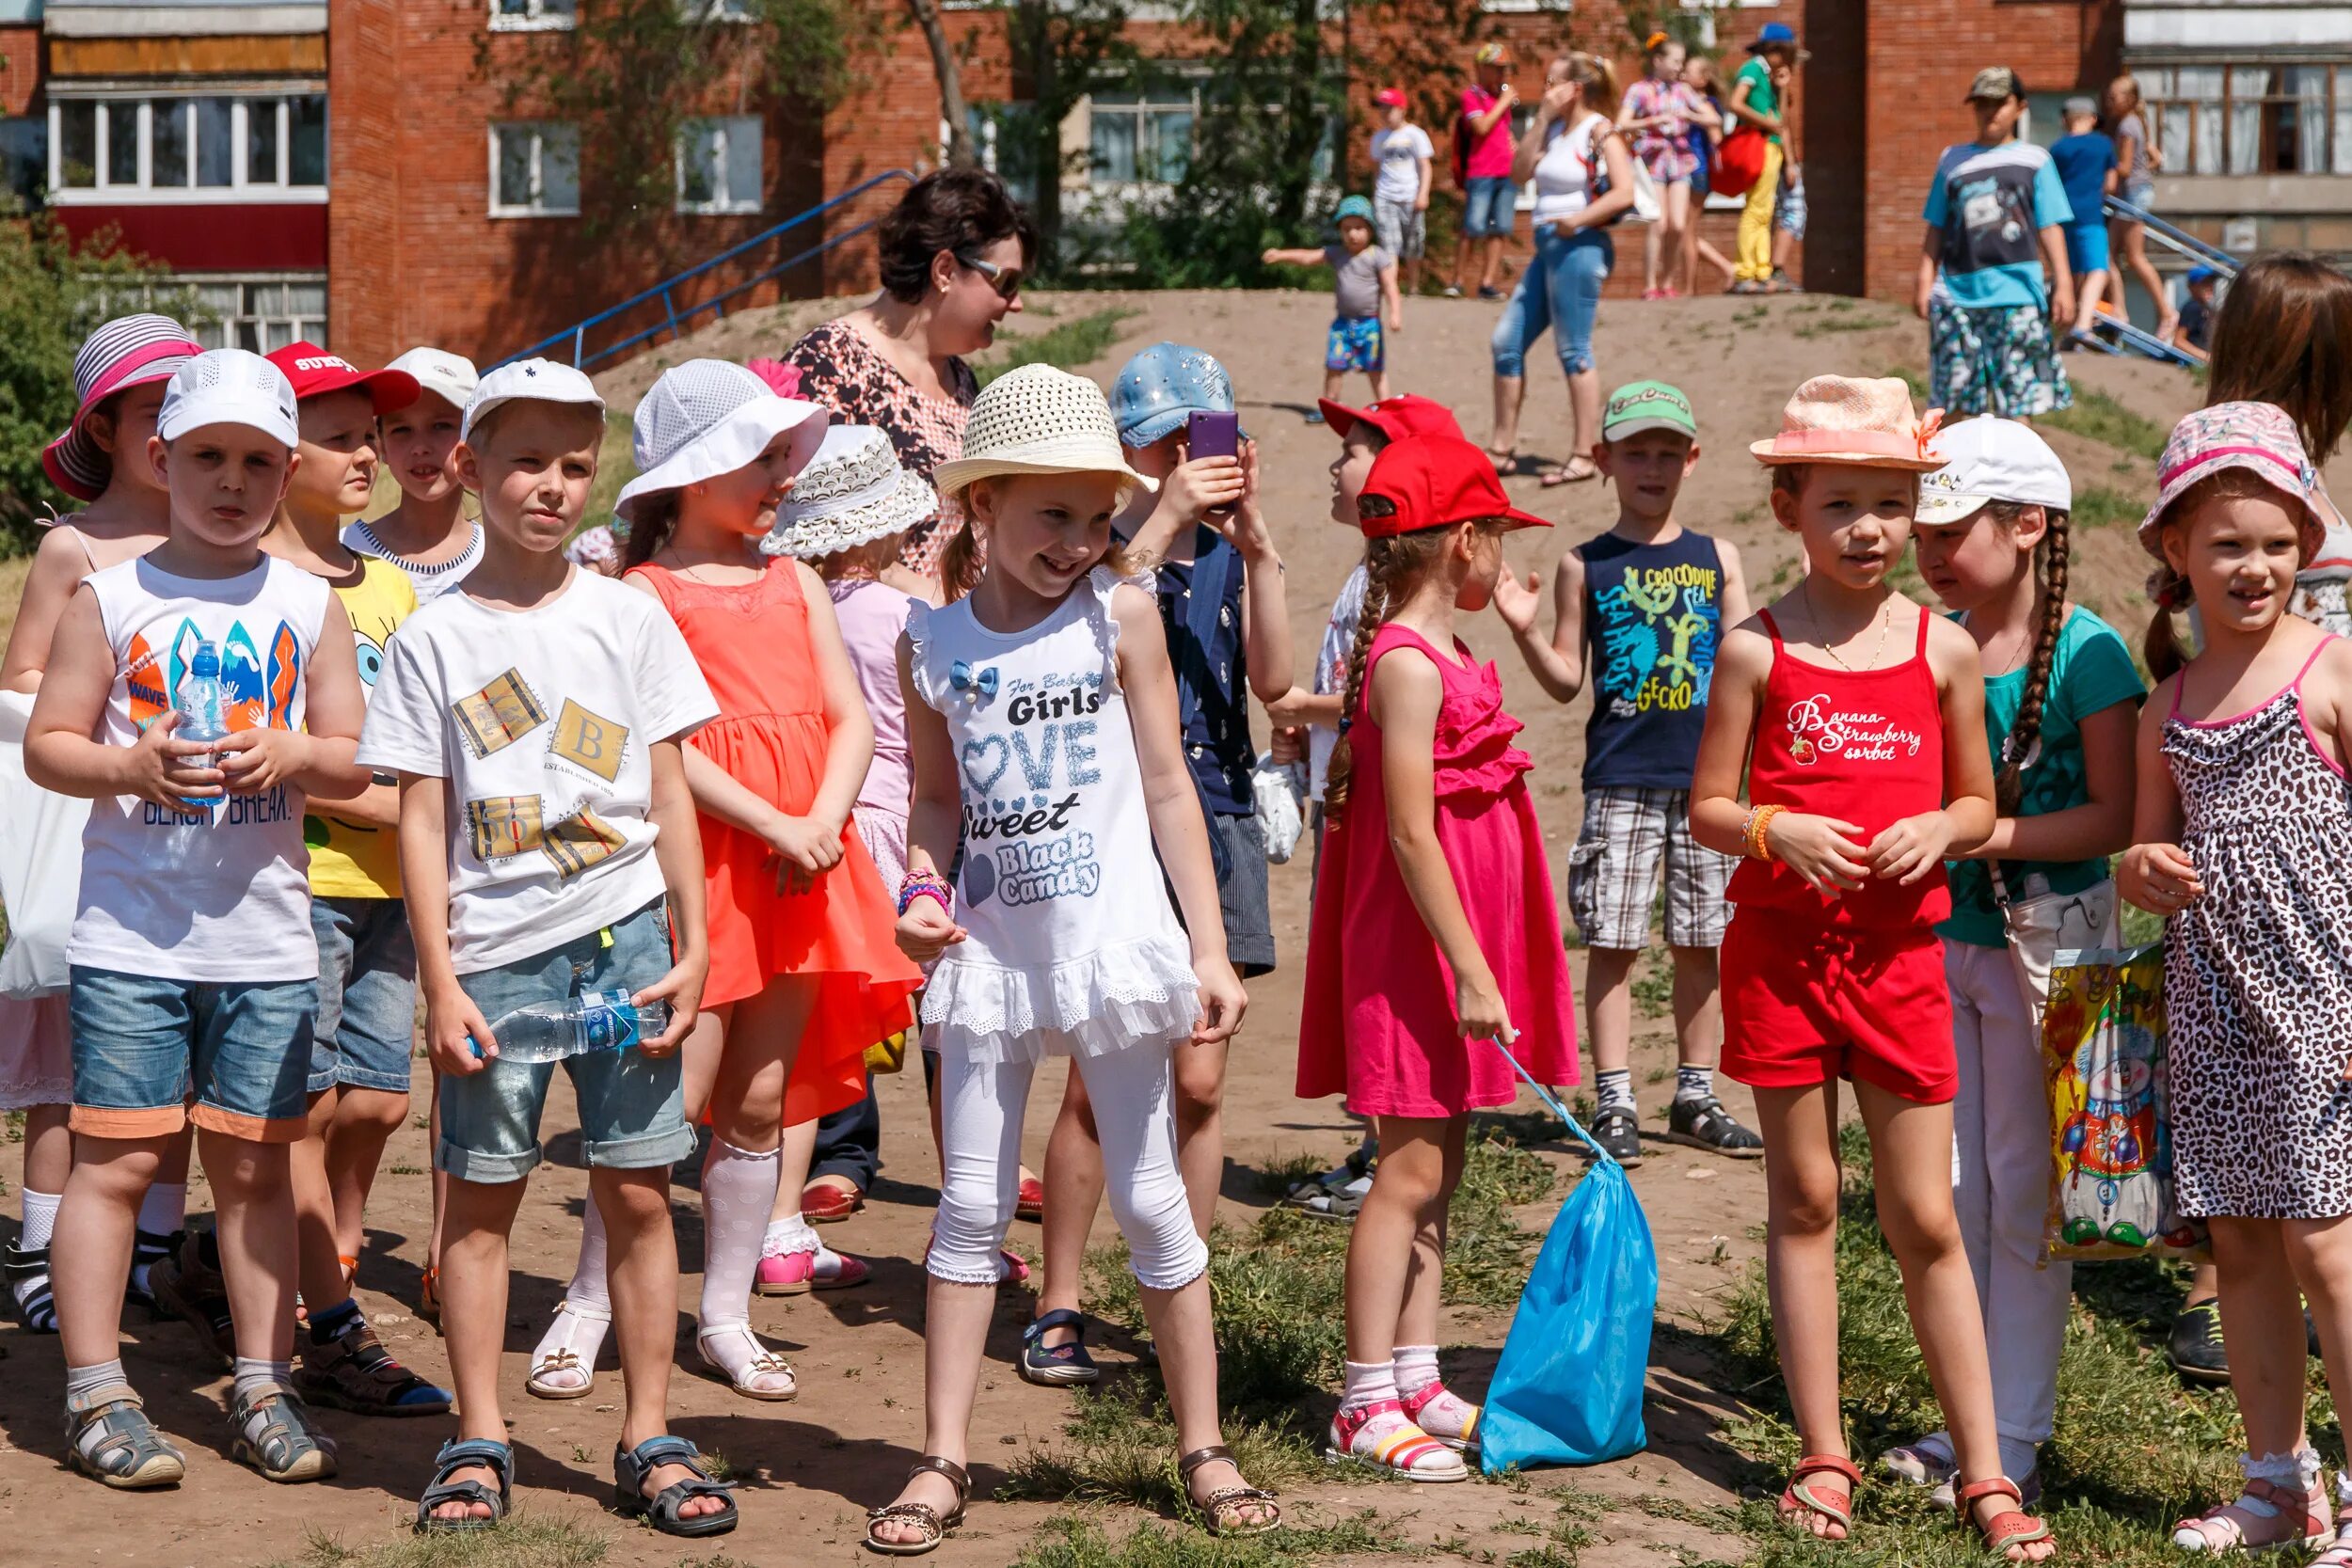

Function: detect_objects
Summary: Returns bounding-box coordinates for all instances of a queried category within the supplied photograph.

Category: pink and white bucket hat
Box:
[2137,401,2329,557]
[44,313,206,502]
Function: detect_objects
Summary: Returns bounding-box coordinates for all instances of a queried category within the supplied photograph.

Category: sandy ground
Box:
[0,287,2253,1567]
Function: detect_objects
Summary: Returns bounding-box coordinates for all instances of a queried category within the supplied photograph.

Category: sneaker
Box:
[1665,1094,1765,1158]
[1728,279,1766,295]
[1477,286,1504,301]
[146,1233,235,1370]
[2169,1298,2230,1384]
[1770,268,1804,293]
[295,1313,453,1417]
[1586,1104,1644,1167]
[1297,1170,1373,1222]
[1442,285,1463,299]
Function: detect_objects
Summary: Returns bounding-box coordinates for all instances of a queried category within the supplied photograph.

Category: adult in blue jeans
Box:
[1486,54,1636,486]
[1448,42,1519,300]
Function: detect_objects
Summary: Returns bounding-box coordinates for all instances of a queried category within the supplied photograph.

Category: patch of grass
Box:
[978,309,1140,387]
[1631,951,1674,1020]
[2043,388,2169,461]
[2073,484,2140,531]
[1001,1380,1324,1511]
[1793,314,1888,340]
[584,408,637,528]
[263,1518,611,1568]
[1732,305,1771,325]
[1009,1511,1424,1568]
[1253,1150,1327,1201]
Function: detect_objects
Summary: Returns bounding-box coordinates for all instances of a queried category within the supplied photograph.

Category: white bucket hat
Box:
[930,364,1154,501]
[613,358,830,523]
[762,425,937,560]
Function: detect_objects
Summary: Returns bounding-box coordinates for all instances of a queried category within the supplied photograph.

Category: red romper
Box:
[1721,605,1957,1102]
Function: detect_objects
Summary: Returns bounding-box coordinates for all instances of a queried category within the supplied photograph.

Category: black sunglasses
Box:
[955,251,1025,300]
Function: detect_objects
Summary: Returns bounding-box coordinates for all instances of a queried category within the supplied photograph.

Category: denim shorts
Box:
[308,895,418,1096]
[1462,175,1518,239]
[1490,224,1613,378]
[69,966,316,1142]
[437,897,691,1183]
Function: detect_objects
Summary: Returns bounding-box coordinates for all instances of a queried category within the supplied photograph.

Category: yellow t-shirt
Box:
[306,553,418,898]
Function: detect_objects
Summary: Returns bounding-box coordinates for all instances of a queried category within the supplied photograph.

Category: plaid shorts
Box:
[1327,315,1385,374]
[1930,297,2074,420]
[1565,786,1735,951]
[1774,173,1807,237]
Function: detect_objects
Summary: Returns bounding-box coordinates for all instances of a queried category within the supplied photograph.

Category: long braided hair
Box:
[1323,529,1452,825]
[1987,500,2072,816]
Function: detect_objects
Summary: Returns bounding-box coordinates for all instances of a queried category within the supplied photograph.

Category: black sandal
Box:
[415,1437,512,1533]
[613,1434,738,1538]
[866,1456,970,1556]
[1180,1444,1281,1538]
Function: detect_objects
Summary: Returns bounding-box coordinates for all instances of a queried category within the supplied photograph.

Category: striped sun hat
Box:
[44,313,206,502]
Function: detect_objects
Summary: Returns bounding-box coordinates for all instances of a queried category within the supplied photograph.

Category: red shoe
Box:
[1016,1175,1045,1224]
[802,1178,864,1225]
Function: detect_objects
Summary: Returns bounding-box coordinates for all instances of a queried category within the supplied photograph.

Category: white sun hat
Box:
[613,358,830,523]
[385,347,480,415]
[930,364,1155,501]
[762,424,938,560]
[1915,417,2073,527]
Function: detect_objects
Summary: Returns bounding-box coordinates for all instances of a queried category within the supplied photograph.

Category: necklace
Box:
[1804,579,1890,673]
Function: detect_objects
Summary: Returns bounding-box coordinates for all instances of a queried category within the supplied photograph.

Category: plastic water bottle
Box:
[470,990,671,1064]
[174,640,228,812]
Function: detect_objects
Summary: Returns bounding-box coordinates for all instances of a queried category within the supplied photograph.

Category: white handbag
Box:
[0,689,87,998]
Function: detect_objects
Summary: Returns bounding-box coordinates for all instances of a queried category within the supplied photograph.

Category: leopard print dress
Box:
[2163,647,2352,1219]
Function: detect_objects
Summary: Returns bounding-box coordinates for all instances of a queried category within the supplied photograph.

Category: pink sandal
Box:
[1779,1453,1859,1535]
[1955,1477,2052,1557]
[2173,1478,2330,1553]
[1325,1399,1468,1481]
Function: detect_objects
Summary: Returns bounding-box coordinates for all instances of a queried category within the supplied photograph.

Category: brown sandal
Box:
[1956,1477,2053,1557]
[1179,1445,1280,1538]
[865,1456,969,1556]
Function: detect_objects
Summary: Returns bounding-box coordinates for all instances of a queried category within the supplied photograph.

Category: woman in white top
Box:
[1486,54,1638,486]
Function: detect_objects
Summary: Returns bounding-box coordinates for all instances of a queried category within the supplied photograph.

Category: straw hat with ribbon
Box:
[930,365,1153,502]
[1749,375,1946,472]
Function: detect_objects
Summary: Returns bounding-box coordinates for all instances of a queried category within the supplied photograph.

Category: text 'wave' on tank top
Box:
[1727,604,1950,928]
[1578,529,1724,790]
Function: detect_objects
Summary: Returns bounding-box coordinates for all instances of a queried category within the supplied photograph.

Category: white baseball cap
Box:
[1916,417,2073,527]
[462,357,606,444]
[385,346,480,416]
[157,347,299,448]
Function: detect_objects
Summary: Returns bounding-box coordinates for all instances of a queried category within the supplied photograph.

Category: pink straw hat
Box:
[1750,375,1947,472]
[2137,402,2328,558]
[44,313,205,502]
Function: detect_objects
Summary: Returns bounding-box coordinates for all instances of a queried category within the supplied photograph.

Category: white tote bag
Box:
[0,689,87,997]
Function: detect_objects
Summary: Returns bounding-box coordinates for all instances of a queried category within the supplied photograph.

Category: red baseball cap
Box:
[1374,87,1407,109]
[263,341,421,414]
[1317,391,1463,444]
[1359,434,1549,539]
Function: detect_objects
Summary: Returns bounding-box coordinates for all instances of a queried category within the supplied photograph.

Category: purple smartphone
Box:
[1187,409,1240,515]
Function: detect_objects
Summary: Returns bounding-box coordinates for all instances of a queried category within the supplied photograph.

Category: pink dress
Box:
[1297,625,1577,1117]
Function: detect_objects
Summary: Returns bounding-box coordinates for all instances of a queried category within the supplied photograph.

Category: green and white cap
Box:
[1601,379,1697,441]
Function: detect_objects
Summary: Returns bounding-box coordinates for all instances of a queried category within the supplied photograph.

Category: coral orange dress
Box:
[629,559,920,1123]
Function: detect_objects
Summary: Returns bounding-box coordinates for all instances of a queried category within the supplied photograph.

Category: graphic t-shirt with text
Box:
[1578,530,1724,790]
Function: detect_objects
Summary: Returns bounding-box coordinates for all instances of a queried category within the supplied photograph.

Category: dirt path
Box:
[0,287,2246,1567]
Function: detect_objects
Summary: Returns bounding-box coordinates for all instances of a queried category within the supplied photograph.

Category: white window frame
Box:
[675,115,763,214]
[488,121,580,217]
[682,0,757,19]
[1084,83,1204,192]
[47,89,327,205]
[489,0,578,31]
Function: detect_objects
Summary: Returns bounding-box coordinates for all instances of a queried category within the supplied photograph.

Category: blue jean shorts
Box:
[2063,220,2110,276]
[437,898,691,1183]
[69,966,316,1143]
[308,895,418,1096]
[1490,225,1613,378]
[1462,176,1518,239]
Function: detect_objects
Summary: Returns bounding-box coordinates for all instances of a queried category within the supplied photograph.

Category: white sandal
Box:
[696,1323,799,1402]
[525,1299,610,1401]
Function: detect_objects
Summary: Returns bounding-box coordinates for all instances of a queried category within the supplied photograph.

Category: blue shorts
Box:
[70,966,316,1143]
[1327,315,1385,374]
[437,897,692,1183]
[308,895,418,1096]
[2063,221,2110,276]
[1462,176,1517,239]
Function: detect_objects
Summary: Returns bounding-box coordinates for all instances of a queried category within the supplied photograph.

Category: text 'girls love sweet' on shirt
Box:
[1371,123,1435,205]
[306,552,416,900]
[1923,140,2073,310]
[343,519,484,603]
[70,555,333,983]
[1578,530,1725,790]
[357,569,719,974]
[1939,606,2142,948]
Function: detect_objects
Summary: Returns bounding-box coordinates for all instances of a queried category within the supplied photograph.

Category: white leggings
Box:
[931,1036,1207,1291]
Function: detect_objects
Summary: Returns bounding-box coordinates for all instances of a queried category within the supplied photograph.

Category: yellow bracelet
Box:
[1746,804,1787,862]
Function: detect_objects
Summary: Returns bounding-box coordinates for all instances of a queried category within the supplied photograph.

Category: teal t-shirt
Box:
[1939,606,2145,948]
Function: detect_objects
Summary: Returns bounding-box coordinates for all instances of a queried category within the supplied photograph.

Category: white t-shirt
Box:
[343,518,484,604]
[358,569,718,974]
[1371,124,1435,206]
[70,555,333,982]
[1532,113,1609,225]
[1308,563,1369,802]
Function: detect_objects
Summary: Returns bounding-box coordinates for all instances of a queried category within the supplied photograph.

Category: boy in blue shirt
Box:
[2047,96,2117,343]
[1915,66,2076,419]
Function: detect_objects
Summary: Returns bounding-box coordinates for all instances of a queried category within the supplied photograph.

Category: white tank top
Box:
[909,566,1199,1063]
[69,555,331,982]
[1532,113,1607,224]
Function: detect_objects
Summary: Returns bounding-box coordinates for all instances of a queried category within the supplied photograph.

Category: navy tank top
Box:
[1579,529,1726,789]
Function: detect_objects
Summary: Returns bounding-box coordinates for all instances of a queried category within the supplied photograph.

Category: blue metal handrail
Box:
[495,168,916,372]
[2103,195,2242,277]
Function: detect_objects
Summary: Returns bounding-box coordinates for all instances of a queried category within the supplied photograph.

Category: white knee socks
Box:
[567,1197,611,1314]
[699,1139,781,1330]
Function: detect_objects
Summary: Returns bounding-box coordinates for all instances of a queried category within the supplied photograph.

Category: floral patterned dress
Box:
[784,316,977,577]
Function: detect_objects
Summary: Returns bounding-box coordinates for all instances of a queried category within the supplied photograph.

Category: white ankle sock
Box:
[762,1212,818,1259]
[231,1355,290,1404]
[18,1189,59,1252]
[1394,1344,1440,1395]
[568,1199,611,1315]
[136,1181,186,1237]
[699,1140,781,1330]
[1341,1358,1399,1411]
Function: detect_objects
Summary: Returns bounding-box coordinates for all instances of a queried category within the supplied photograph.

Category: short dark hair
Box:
[876,168,1040,305]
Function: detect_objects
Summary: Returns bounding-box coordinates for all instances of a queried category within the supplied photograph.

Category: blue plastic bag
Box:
[1478,1046,1660,1473]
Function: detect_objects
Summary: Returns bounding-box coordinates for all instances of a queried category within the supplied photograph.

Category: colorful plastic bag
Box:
[1478,1046,1658,1473]
[2042,944,2204,1260]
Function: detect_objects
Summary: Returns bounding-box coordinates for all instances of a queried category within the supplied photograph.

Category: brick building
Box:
[0,1,2332,372]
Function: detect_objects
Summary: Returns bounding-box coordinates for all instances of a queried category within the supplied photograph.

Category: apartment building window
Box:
[1089,88,1197,186]
[490,122,580,216]
[491,0,577,29]
[2143,63,2352,177]
[50,94,326,199]
[0,116,41,206]
[676,117,762,214]
[193,277,328,354]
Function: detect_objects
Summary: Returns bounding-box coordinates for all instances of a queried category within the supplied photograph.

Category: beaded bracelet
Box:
[1743,804,1787,863]
[898,869,953,918]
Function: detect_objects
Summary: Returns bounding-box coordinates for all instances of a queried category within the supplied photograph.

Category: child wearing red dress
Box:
[1297,433,1577,1480]
[1689,376,2051,1560]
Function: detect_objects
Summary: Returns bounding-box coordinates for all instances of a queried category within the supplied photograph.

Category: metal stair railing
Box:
[2103,195,2242,277]
[493,168,916,372]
